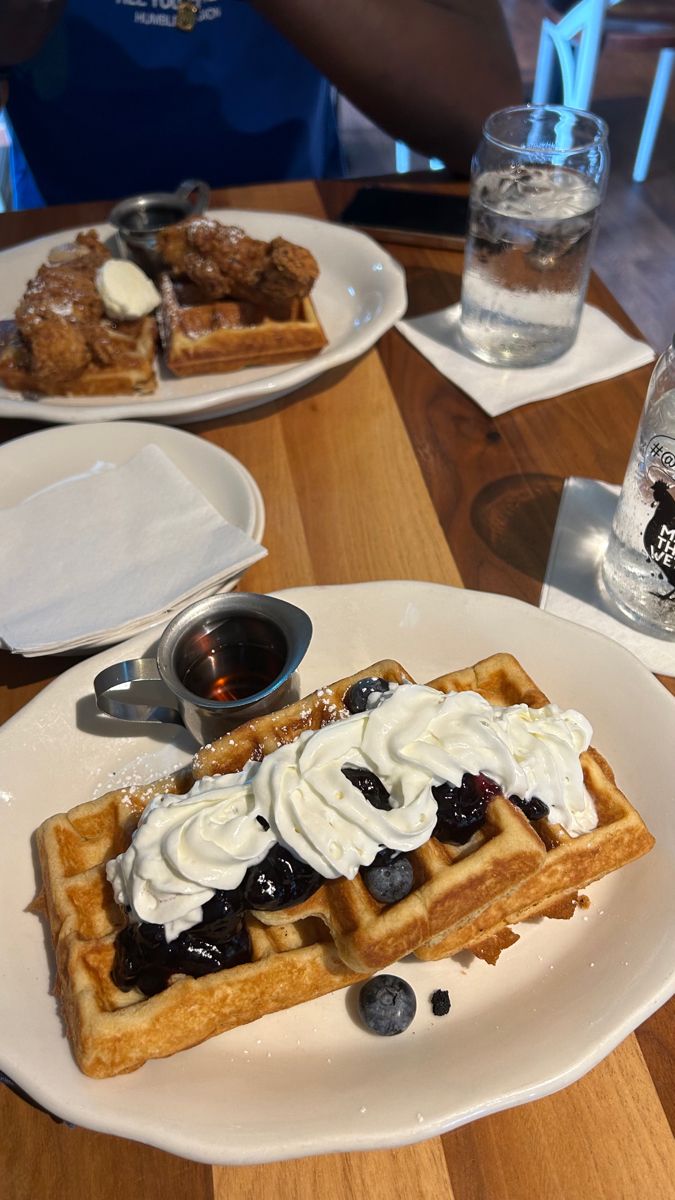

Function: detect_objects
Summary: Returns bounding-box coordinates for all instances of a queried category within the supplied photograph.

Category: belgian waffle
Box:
[192,660,548,974]
[157,274,327,377]
[36,763,364,1078]
[36,658,549,1076]
[413,654,656,963]
[0,315,157,397]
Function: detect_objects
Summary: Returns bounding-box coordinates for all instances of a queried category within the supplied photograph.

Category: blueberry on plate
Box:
[362,848,414,903]
[358,974,417,1036]
[343,676,390,714]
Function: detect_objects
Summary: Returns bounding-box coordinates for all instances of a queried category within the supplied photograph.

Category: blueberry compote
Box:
[342,765,391,810]
[113,844,322,997]
[244,843,322,910]
[432,772,501,845]
[510,794,550,822]
[112,888,250,997]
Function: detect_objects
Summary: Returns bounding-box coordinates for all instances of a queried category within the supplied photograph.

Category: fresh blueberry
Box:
[358,974,417,1036]
[343,676,389,714]
[362,849,414,903]
[510,794,550,822]
[342,765,391,810]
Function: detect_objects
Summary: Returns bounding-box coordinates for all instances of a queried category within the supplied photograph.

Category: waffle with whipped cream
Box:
[36,657,550,1076]
[157,274,327,377]
[413,655,655,964]
[190,658,549,973]
[36,654,652,1076]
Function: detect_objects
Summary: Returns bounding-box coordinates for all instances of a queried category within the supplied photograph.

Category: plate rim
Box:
[0,210,408,424]
[1,580,673,1162]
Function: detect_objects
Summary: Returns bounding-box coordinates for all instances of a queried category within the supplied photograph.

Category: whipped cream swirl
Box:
[107,766,275,940]
[106,683,595,940]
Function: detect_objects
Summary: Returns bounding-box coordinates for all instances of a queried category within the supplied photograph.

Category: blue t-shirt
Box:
[8,0,343,208]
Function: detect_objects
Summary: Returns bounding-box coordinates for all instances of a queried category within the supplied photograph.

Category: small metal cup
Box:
[109,178,210,277]
[93,593,312,745]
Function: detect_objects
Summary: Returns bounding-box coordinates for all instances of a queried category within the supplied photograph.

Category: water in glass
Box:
[460,164,602,366]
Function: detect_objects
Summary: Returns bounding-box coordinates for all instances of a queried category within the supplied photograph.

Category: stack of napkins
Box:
[396,303,655,415]
[0,444,267,656]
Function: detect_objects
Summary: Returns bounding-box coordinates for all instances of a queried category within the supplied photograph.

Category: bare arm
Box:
[248,0,522,173]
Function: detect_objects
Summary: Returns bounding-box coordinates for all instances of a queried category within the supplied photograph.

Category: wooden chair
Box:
[533,0,675,181]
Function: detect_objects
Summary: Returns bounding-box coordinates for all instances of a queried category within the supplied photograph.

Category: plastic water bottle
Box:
[600,337,675,637]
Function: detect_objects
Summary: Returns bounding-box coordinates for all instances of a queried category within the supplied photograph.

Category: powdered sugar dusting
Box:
[92,743,191,799]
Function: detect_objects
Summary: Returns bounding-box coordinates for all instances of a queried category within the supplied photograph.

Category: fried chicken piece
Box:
[10,231,114,388]
[28,318,92,390]
[260,238,319,307]
[16,262,104,339]
[157,218,319,309]
[4,231,159,392]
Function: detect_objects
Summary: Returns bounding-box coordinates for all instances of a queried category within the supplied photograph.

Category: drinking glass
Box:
[458,104,609,367]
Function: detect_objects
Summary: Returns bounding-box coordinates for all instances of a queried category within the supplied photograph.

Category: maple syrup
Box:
[182,639,286,703]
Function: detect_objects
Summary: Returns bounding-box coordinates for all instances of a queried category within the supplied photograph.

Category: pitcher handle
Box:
[175,179,210,215]
[94,659,183,726]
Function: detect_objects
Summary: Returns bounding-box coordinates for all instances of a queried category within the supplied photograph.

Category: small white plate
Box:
[0,421,265,652]
[0,210,407,424]
[1,582,673,1164]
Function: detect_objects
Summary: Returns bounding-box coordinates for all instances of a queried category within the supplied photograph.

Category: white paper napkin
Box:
[540,476,675,675]
[396,304,655,416]
[0,444,267,655]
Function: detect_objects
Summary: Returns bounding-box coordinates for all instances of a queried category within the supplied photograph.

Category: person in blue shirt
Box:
[0,0,522,209]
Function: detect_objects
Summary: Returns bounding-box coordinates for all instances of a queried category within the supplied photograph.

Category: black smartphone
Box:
[338,186,468,249]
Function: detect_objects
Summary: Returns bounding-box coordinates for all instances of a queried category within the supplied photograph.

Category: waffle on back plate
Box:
[0,315,157,397]
[158,274,327,377]
[412,654,655,964]
[192,660,547,974]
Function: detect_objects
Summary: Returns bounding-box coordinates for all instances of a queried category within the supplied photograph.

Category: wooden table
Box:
[1,179,673,1200]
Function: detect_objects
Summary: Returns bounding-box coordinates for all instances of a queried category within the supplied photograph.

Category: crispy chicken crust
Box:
[157,217,319,310]
[12,231,111,390]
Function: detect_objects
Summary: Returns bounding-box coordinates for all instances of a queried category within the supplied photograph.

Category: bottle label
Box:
[645,434,675,479]
[642,434,675,586]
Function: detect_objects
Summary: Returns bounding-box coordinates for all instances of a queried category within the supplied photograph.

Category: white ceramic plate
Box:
[0,421,265,653]
[0,210,407,424]
[1,582,673,1164]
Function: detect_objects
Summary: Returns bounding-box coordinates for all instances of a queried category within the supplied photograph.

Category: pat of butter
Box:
[96,260,160,320]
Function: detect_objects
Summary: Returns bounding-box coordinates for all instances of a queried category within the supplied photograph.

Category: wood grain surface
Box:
[0,179,672,1200]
